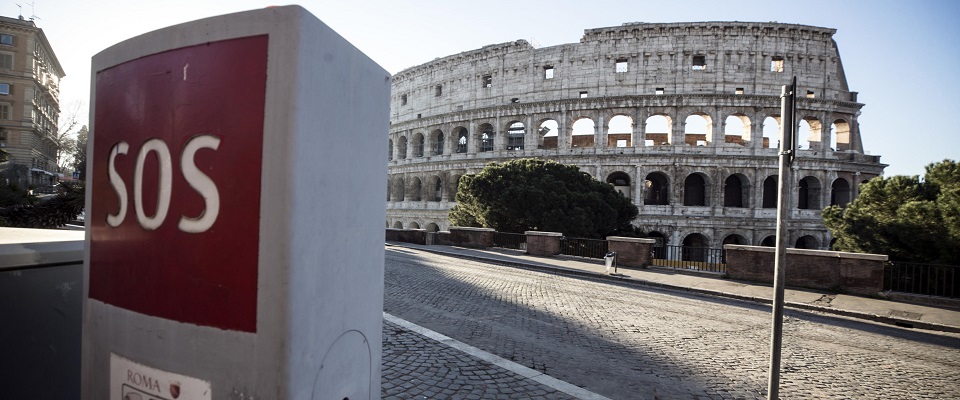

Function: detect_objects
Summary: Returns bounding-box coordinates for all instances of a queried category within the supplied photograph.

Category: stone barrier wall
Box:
[524,231,562,256]
[724,244,887,296]
[447,227,495,248]
[606,236,656,267]
[385,228,428,245]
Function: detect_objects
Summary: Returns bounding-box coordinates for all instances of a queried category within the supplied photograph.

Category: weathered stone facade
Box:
[386,21,885,249]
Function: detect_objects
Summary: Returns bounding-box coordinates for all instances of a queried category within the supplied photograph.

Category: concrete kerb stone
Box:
[385,242,960,334]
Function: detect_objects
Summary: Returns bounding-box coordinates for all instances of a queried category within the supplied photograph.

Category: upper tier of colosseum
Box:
[391,21,855,124]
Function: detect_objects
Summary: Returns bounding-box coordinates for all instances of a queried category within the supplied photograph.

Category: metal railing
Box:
[492,232,526,251]
[885,261,959,298]
[651,245,726,273]
[560,237,608,259]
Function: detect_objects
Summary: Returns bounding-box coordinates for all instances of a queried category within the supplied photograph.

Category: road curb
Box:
[387,243,960,334]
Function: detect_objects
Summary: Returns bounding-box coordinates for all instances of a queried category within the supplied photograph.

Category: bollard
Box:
[81,6,389,399]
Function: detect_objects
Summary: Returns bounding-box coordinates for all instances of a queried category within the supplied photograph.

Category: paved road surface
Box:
[383,247,960,399]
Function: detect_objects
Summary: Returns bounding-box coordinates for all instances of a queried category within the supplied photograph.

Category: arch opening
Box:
[644,172,670,205]
[571,118,596,148]
[608,115,633,147]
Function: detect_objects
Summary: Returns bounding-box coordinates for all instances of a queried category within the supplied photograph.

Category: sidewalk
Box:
[386,242,960,334]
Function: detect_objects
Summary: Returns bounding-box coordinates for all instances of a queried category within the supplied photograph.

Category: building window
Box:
[735,87,744,95]
[544,66,554,79]
[771,56,784,72]
[806,90,815,98]
[435,85,442,97]
[0,53,11,69]
[482,75,492,88]
[692,55,706,70]
[615,58,628,73]
[0,103,9,119]
[0,34,12,46]
[655,87,664,95]
[0,83,9,95]
[579,91,588,98]
[400,94,407,105]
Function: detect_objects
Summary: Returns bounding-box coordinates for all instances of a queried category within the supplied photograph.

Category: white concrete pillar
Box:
[82,7,388,399]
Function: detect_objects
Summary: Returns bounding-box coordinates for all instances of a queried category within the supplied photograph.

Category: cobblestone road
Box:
[383,247,960,399]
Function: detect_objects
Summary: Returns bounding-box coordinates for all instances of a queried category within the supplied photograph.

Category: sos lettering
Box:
[106,135,220,233]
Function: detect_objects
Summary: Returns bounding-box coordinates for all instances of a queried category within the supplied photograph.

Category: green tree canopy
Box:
[823,159,960,264]
[448,158,638,238]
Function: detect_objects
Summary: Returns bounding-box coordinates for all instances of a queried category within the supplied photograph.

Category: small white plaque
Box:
[110,353,211,400]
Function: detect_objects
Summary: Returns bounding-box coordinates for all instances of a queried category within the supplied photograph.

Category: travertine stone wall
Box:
[387,22,886,249]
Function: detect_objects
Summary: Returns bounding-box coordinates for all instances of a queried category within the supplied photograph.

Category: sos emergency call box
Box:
[81,6,389,399]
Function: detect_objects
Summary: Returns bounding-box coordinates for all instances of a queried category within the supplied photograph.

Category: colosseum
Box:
[386,21,885,250]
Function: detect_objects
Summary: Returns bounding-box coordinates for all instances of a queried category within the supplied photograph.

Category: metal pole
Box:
[768,77,796,400]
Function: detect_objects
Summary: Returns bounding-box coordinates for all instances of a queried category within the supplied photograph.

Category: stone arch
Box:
[478,123,495,152]
[644,172,670,205]
[430,175,443,202]
[409,177,422,201]
[394,176,405,201]
[798,117,822,151]
[798,176,822,210]
[723,114,751,146]
[762,116,780,149]
[831,177,851,206]
[386,179,391,201]
[608,114,633,147]
[506,121,525,150]
[684,113,712,146]
[431,129,445,156]
[762,175,777,208]
[388,139,394,161]
[683,172,710,206]
[723,173,749,208]
[682,233,709,262]
[393,221,403,229]
[759,235,776,247]
[722,234,747,245]
[397,135,408,159]
[454,126,469,153]
[538,119,559,149]
[794,235,819,249]
[831,119,851,151]
[644,114,671,146]
[449,174,463,202]
[409,221,421,230]
[413,132,425,157]
[606,171,632,198]
[571,117,596,148]
[426,223,440,233]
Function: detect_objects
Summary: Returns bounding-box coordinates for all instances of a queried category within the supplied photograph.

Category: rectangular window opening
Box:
[0,34,12,46]
[0,53,11,69]
[771,57,784,73]
[482,75,492,88]
[735,87,744,95]
[544,66,554,79]
[616,139,628,147]
[692,55,706,70]
[615,59,628,73]
[0,103,9,120]
[510,98,519,104]
[579,91,588,98]
[400,94,407,106]
[655,87,664,95]
[0,83,10,95]
[806,90,815,98]
[435,85,442,97]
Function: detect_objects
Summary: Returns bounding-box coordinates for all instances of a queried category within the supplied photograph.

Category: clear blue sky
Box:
[11,0,959,177]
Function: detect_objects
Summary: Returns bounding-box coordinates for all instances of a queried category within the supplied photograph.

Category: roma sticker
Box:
[110,353,211,400]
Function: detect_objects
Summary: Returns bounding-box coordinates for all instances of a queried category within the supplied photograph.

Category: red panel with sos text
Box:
[90,36,267,333]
